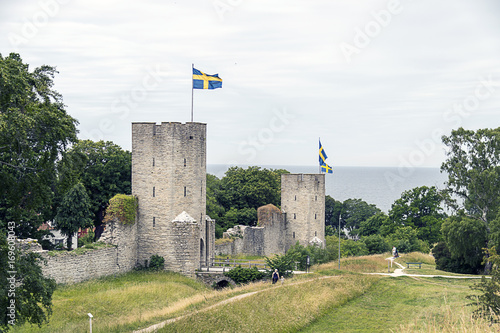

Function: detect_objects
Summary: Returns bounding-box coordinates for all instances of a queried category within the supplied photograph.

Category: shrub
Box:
[224,266,264,284]
[149,254,165,271]
[469,247,500,322]
[265,252,299,278]
[78,230,95,248]
[362,234,390,254]
[104,194,138,225]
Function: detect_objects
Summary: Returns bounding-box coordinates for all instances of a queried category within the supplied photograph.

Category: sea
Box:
[207,165,449,213]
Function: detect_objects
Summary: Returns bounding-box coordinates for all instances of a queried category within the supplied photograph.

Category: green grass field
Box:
[9,253,499,333]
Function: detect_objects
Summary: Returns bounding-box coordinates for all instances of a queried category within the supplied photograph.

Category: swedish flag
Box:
[319,140,333,174]
[321,163,333,174]
[193,68,222,89]
[319,140,328,165]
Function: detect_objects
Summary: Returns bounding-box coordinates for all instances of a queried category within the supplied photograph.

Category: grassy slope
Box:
[302,277,477,332]
[159,274,378,333]
[11,271,210,333]
[10,253,499,333]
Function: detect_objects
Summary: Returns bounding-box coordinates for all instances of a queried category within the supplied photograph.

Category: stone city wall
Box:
[40,246,128,284]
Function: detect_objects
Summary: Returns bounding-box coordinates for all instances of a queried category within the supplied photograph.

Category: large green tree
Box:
[57,140,131,236]
[441,127,500,271]
[217,166,288,211]
[340,198,381,237]
[0,53,78,239]
[439,213,487,273]
[441,127,500,236]
[325,195,342,228]
[211,166,289,234]
[389,186,446,244]
[54,183,93,249]
[0,233,56,331]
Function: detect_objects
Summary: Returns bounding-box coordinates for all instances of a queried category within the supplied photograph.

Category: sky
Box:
[1,0,500,168]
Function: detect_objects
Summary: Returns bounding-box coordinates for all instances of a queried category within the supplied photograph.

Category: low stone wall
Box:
[215,238,241,257]
[38,217,138,285]
[40,247,127,284]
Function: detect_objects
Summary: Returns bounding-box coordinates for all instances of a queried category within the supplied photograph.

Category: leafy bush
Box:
[362,234,390,254]
[224,266,264,284]
[469,247,500,321]
[341,238,369,257]
[265,252,299,278]
[104,194,138,225]
[431,241,479,274]
[149,254,165,271]
[78,230,95,248]
[286,243,326,271]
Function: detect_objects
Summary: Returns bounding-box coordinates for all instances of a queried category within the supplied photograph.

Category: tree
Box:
[217,166,288,210]
[54,183,93,249]
[362,234,390,254]
[211,166,289,235]
[340,199,381,237]
[358,212,390,237]
[441,127,500,243]
[325,195,342,227]
[0,53,78,239]
[0,234,56,331]
[57,140,131,236]
[440,212,486,273]
[389,186,446,244]
[441,127,500,271]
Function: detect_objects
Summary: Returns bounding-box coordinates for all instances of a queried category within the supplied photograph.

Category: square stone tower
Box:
[281,174,325,250]
[132,122,213,276]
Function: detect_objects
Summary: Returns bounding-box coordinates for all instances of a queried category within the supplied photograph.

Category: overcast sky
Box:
[1,0,499,168]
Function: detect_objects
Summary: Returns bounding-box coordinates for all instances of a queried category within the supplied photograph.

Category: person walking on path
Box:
[280,275,285,286]
[272,269,279,284]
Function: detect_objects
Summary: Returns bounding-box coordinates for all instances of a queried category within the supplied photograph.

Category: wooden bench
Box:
[406,262,422,269]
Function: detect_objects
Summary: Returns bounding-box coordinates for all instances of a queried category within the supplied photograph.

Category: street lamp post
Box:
[338,214,341,270]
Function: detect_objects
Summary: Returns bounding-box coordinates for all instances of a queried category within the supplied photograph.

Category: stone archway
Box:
[212,275,236,289]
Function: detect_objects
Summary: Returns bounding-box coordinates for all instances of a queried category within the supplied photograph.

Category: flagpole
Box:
[318,137,321,174]
[191,63,194,122]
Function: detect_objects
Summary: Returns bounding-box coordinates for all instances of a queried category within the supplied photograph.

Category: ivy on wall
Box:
[104,194,138,225]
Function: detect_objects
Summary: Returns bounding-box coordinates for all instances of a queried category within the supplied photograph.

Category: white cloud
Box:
[1,0,499,167]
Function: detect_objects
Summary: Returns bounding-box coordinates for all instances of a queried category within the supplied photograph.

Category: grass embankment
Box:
[158,274,377,332]
[11,271,211,333]
[11,252,500,332]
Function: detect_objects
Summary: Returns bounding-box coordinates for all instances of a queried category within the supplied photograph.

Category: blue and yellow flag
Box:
[319,140,328,166]
[321,163,333,174]
[319,140,333,174]
[193,68,222,89]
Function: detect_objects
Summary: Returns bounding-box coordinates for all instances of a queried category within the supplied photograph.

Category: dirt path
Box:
[133,275,338,333]
[365,257,487,279]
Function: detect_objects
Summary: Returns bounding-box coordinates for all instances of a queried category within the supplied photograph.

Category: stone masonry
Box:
[132,122,214,276]
[281,173,325,249]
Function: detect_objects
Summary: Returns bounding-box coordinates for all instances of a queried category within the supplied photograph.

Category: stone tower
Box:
[132,122,213,276]
[281,174,325,250]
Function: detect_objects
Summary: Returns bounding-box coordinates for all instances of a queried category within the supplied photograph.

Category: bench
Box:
[406,262,422,269]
